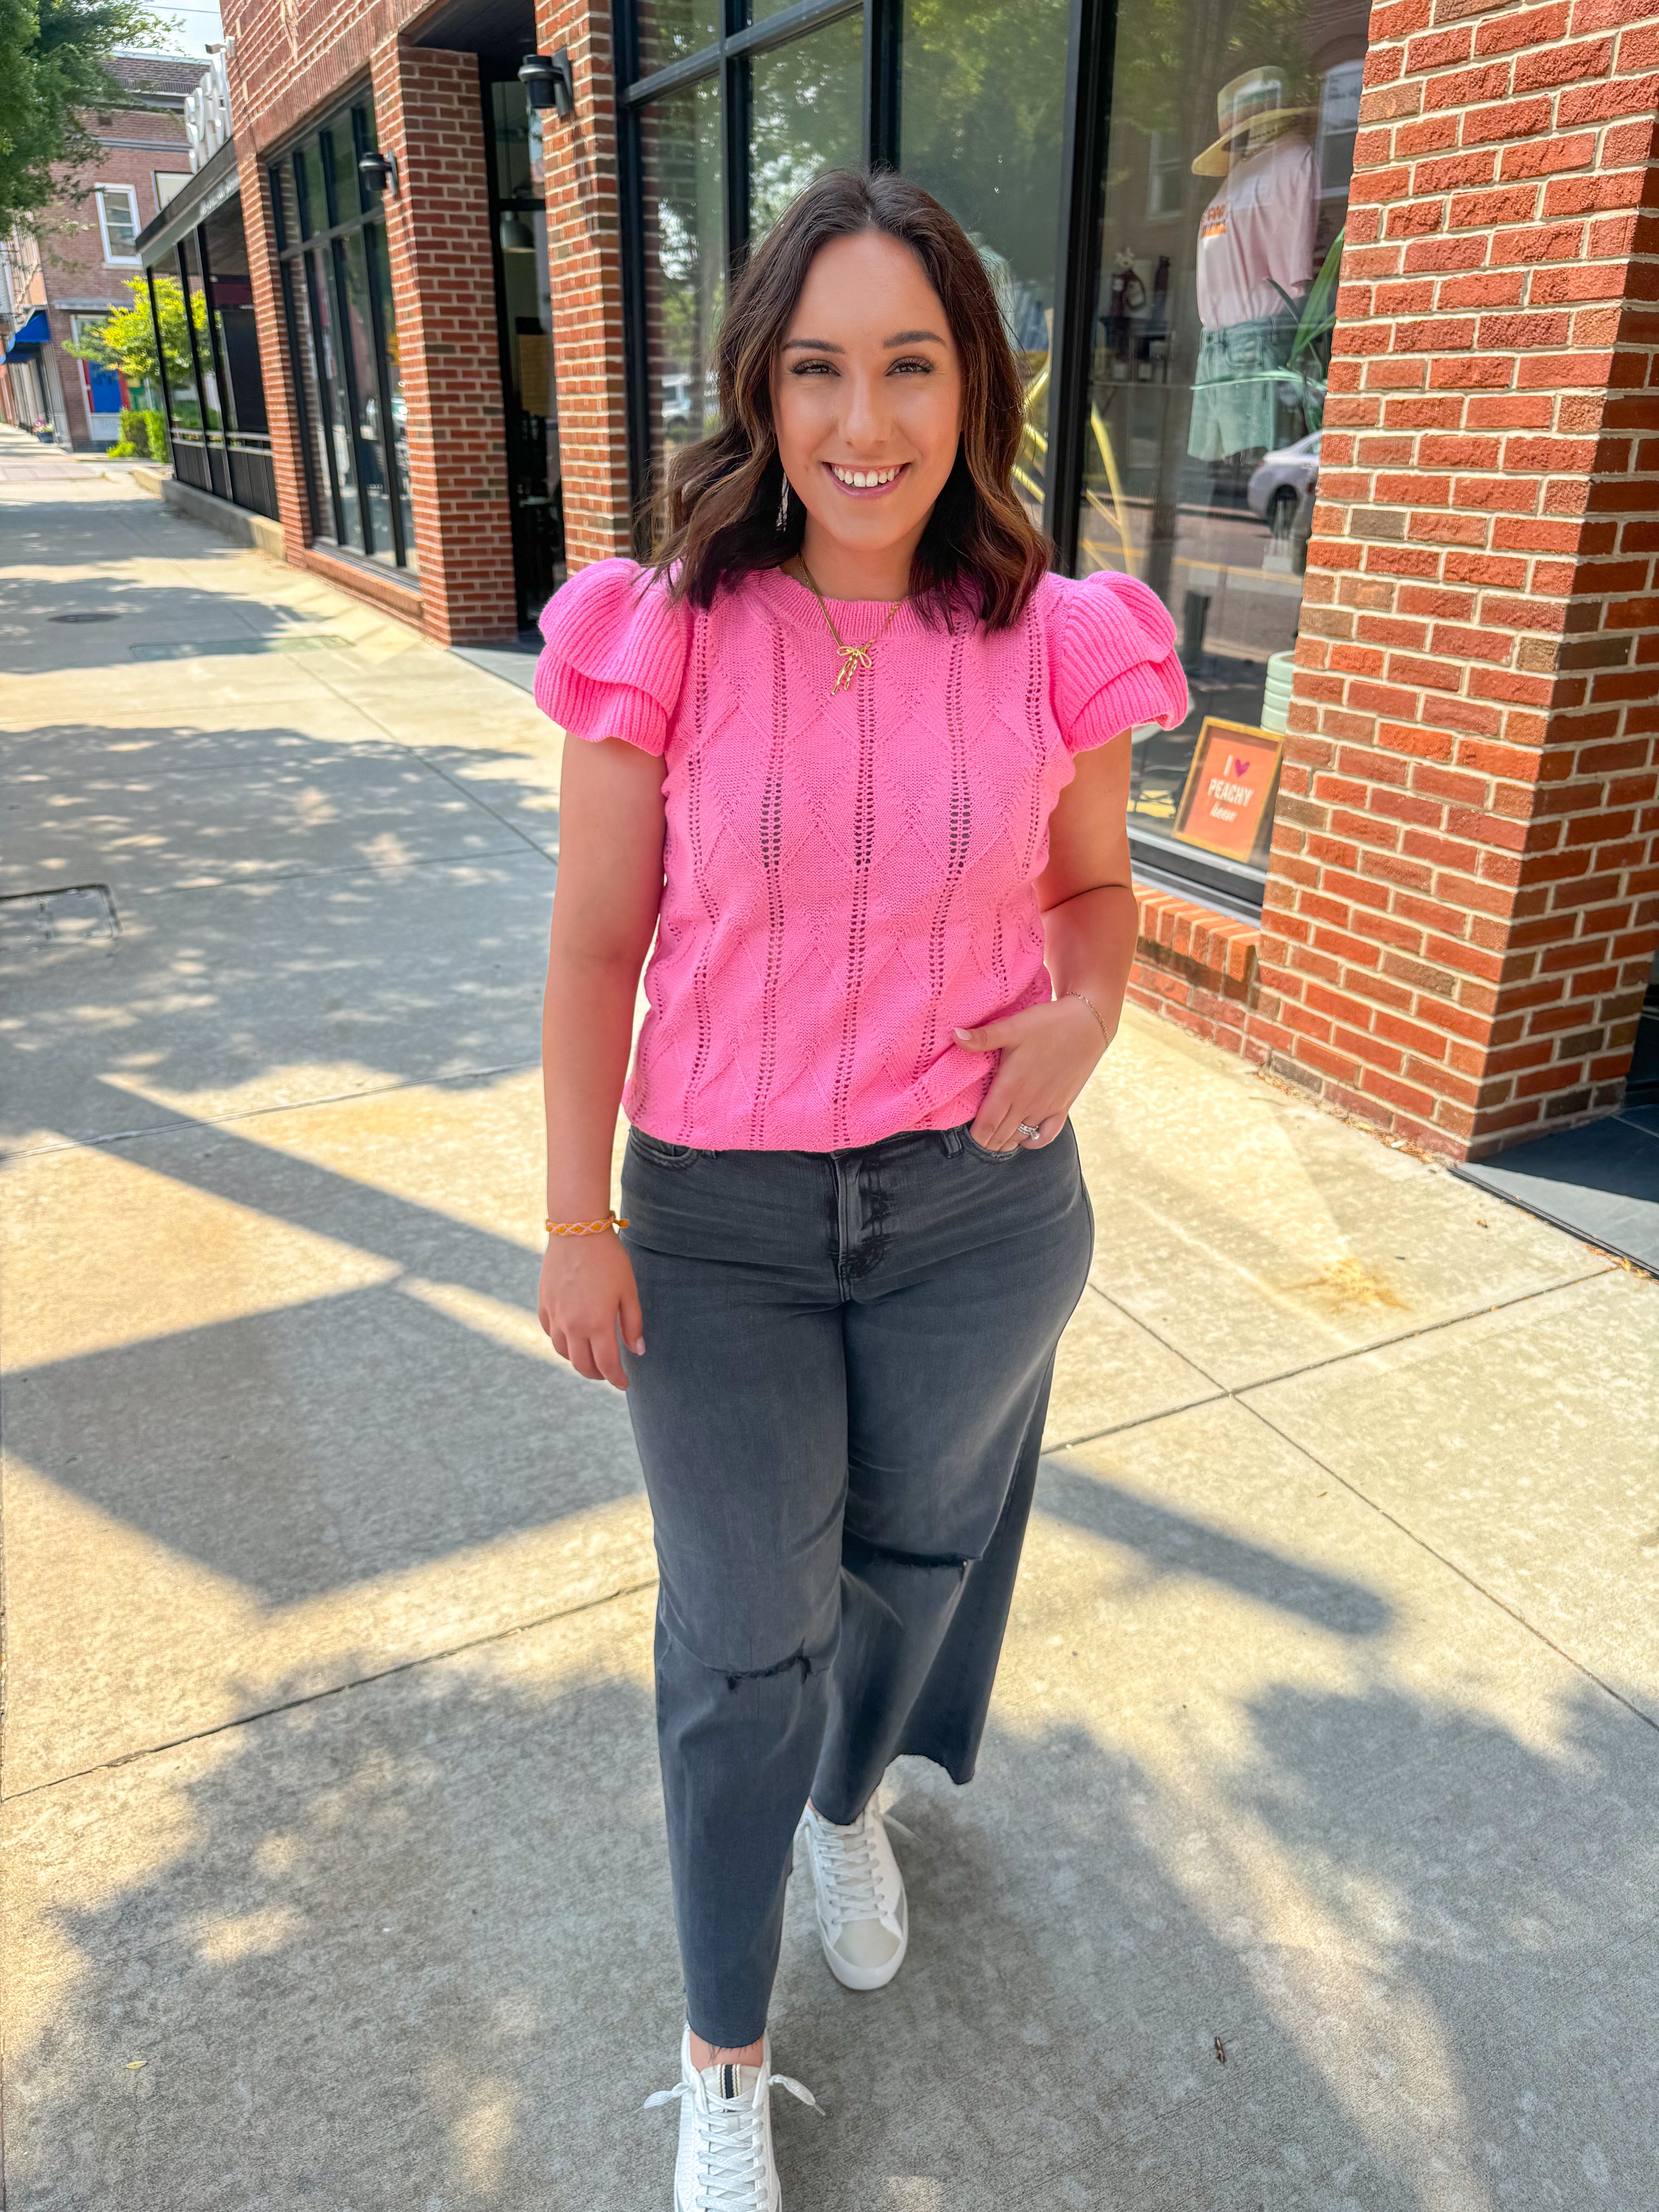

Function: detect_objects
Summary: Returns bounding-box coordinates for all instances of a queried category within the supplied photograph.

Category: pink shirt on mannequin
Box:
[535,560,1188,1152]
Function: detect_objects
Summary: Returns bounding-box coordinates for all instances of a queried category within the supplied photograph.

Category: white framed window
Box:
[1147,130,1186,219]
[1318,62,1365,197]
[94,183,141,263]
[153,171,192,211]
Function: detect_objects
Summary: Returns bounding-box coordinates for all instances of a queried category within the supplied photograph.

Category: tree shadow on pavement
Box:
[8,1561,1656,2211]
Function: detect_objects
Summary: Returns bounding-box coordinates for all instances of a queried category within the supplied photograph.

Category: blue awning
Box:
[3,308,51,361]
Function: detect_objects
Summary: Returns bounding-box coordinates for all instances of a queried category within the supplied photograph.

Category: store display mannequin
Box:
[1188,69,1316,462]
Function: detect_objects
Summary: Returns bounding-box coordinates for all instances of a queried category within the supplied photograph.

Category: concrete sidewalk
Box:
[2,465,1656,2212]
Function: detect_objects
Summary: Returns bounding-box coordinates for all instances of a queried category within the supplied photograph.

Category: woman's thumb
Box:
[953,1021,1006,1053]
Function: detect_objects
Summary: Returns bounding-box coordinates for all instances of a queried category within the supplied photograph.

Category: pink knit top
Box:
[535,560,1187,1151]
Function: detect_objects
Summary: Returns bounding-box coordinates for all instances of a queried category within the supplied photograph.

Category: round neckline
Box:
[760,565,915,621]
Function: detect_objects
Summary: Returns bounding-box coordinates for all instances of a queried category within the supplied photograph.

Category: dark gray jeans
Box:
[618,1118,1094,2047]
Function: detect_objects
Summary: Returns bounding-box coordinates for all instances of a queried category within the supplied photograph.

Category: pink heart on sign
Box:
[1228,754,1252,777]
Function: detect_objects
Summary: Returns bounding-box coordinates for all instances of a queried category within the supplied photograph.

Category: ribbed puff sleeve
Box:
[534,558,691,756]
[1049,570,1189,755]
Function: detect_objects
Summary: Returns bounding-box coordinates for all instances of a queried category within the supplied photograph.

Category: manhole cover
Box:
[48,610,120,624]
[0,884,119,952]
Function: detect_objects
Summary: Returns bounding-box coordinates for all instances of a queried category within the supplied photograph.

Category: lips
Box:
[825,462,908,493]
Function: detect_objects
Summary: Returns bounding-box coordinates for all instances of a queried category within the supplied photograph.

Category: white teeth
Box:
[831,465,900,488]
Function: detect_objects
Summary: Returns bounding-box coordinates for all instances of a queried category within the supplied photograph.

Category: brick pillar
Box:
[236,134,311,566]
[1260,0,1659,1158]
[371,39,518,644]
[537,0,635,568]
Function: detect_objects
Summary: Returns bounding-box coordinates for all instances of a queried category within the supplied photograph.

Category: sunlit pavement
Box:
[3,451,1656,2211]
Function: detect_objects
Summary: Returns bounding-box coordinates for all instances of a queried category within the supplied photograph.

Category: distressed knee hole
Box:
[721,1645,813,1695]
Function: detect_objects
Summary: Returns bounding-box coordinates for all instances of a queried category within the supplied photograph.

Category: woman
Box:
[534,168,1186,2209]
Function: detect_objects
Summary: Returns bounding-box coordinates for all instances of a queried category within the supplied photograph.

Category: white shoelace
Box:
[643,2070,820,2212]
[808,1807,894,1924]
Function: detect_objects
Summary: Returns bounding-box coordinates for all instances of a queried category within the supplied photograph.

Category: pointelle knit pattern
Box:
[535,560,1188,1151]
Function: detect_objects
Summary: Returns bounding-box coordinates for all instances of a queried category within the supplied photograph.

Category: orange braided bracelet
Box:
[544,1211,627,1235]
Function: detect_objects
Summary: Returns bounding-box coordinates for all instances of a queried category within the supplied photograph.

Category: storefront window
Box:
[639,77,725,483]
[750,16,863,240]
[636,0,720,77]
[615,0,1355,909]
[271,91,417,572]
[489,77,562,627]
[1073,9,1365,896]
[898,0,1069,522]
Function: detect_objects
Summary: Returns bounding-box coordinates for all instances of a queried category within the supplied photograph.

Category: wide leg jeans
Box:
[618,1118,1094,2047]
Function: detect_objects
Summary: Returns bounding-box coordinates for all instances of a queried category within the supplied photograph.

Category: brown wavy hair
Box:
[651,167,1051,630]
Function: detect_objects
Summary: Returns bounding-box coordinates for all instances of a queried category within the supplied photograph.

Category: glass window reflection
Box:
[750,17,864,242]
[271,93,416,571]
[636,0,719,77]
[1075,7,1365,882]
[899,0,1069,522]
[639,78,724,483]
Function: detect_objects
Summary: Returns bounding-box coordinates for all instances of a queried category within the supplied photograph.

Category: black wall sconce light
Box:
[357,148,399,198]
[518,50,574,117]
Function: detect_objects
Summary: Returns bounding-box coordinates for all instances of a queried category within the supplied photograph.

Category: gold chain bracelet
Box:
[1067,989,1111,1047]
[544,1211,627,1235]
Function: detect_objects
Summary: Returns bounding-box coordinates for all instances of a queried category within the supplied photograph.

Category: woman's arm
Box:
[538,732,667,1388]
[1035,729,1139,1037]
[954,736,1137,1151]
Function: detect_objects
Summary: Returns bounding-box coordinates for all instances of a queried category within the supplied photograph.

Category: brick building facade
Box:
[0,54,198,445]
[198,0,1656,1160]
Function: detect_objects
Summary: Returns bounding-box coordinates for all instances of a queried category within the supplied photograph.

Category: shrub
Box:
[108,405,148,457]
[141,409,168,462]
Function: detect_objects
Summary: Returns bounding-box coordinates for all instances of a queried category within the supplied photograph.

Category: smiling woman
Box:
[530,167,1187,2212]
[655,168,1045,625]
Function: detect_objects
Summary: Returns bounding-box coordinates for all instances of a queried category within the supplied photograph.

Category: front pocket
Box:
[962,1128,1019,1163]
[629,1127,702,1170]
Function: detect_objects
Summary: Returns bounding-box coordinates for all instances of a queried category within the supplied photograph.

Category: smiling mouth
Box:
[826,462,908,493]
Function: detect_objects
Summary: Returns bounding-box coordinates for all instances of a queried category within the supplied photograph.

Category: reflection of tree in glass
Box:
[900,0,1068,322]
[750,18,862,242]
[1110,0,1313,148]
[644,86,724,460]
[900,0,1070,511]
[635,0,720,74]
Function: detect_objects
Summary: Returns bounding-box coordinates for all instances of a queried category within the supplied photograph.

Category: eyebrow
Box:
[779,329,947,353]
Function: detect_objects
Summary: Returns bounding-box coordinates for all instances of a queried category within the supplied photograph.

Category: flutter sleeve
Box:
[534,558,691,756]
[1049,570,1189,755]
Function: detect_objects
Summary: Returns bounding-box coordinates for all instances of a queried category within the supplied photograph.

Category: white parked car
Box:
[1248,431,1321,533]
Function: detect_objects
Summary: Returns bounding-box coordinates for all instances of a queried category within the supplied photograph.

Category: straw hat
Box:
[1192,68,1314,175]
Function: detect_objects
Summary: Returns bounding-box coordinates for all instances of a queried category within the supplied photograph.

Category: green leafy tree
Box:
[63,268,196,394]
[0,0,169,237]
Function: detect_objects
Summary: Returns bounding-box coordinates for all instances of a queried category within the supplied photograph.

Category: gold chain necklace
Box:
[796,558,906,694]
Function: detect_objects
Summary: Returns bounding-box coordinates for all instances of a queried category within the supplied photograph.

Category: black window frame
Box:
[614,0,1300,917]
[615,0,1111,567]
[269,87,413,574]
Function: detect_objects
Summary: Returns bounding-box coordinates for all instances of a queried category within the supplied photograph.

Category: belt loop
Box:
[939,1124,964,1158]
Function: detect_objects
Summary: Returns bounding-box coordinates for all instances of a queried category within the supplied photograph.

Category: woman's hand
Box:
[538,1232,644,1390]
[954,995,1111,1152]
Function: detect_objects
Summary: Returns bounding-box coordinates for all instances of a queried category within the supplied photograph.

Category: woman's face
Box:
[770,228,963,577]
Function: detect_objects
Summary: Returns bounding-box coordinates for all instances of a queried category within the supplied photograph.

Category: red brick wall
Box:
[537,0,635,565]
[371,40,517,643]
[1261,0,1659,1157]
[22,106,192,446]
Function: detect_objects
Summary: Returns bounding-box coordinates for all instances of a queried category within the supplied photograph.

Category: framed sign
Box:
[1171,718,1286,865]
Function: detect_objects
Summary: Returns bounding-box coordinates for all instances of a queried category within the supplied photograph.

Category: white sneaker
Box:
[797,1798,909,1991]
[644,2026,819,2211]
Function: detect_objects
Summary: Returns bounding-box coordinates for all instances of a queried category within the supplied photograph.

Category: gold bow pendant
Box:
[833,644,874,693]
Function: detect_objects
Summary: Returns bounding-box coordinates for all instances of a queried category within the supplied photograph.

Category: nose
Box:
[839,366,891,454]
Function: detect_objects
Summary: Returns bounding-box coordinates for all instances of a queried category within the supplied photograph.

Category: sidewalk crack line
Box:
[2,1574,660,1803]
